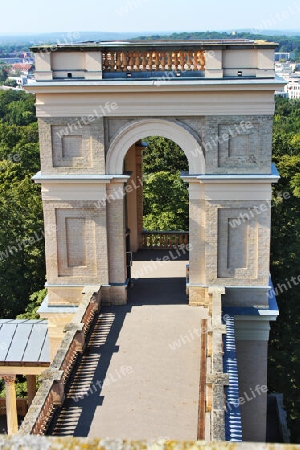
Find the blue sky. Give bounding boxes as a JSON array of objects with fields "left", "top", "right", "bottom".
[{"left": 2, "top": 0, "right": 300, "bottom": 34}]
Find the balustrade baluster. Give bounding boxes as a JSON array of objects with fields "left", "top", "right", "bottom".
[
  {"left": 128, "top": 52, "right": 134, "bottom": 70},
  {"left": 187, "top": 52, "right": 192, "bottom": 70},
  {"left": 132, "top": 51, "right": 137, "bottom": 70},
  {"left": 161, "top": 52, "right": 166, "bottom": 70},
  {"left": 193, "top": 52, "right": 198, "bottom": 70},
  {"left": 199, "top": 51, "right": 205, "bottom": 70},
  {"left": 141, "top": 52, "right": 147, "bottom": 70},
  {"left": 167, "top": 52, "right": 172, "bottom": 70},
  {"left": 102, "top": 53, "right": 108, "bottom": 70},
  {"left": 173, "top": 52, "right": 179, "bottom": 70},
  {"left": 148, "top": 52, "right": 153, "bottom": 70},
  {"left": 180, "top": 52, "right": 185, "bottom": 70},
  {"left": 112, "top": 52, "right": 117, "bottom": 71},
  {"left": 107, "top": 52, "right": 111, "bottom": 70},
  {"left": 121, "top": 52, "right": 127, "bottom": 71},
  {"left": 116, "top": 52, "right": 122, "bottom": 71},
  {"left": 155, "top": 52, "right": 160, "bottom": 70},
  {"left": 136, "top": 52, "right": 142, "bottom": 70}
]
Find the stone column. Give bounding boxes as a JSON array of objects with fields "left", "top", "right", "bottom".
[
  {"left": 124, "top": 145, "right": 143, "bottom": 252},
  {"left": 2, "top": 375, "right": 18, "bottom": 435},
  {"left": 136, "top": 145, "right": 143, "bottom": 250},
  {"left": 234, "top": 317, "right": 271, "bottom": 442},
  {"left": 26, "top": 375, "right": 36, "bottom": 407}
]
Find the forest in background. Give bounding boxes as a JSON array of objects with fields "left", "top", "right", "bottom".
[{"left": 1, "top": 30, "right": 300, "bottom": 60}]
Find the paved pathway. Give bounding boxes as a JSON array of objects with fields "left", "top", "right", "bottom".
[{"left": 49, "top": 252, "right": 208, "bottom": 441}]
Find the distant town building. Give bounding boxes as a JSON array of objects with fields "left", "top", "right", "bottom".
[
  {"left": 7, "top": 76, "right": 28, "bottom": 87},
  {"left": 274, "top": 61, "right": 300, "bottom": 98},
  {"left": 274, "top": 52, "right": 295, "bottom": 62},
  {"left": 285, "top": 79, "right": 300, "bottom": 99},
  {"left": 11, "top": 63, "right": 33, "bottom": 76}
]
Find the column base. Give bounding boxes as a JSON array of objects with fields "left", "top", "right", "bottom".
[
  {"left": 46, "top": 284, "right": 86, "bottom": 306},
  {"left": 108, "top": 282, "right": 129, "bottom": 305},
  {"left": 188, "top": 285, "right": 210, "bottom": 307},
  {"left": 37, "top": 296, "right": 78, "bottom": 360}
]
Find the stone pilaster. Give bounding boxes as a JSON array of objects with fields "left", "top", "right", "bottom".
[{"left": 106, "top": 182, "right": 128, "bottom": 304}]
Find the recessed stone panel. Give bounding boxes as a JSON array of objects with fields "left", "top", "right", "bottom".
[
  {"left": 56, "top": 208, "right": 96, "bottom": 278},
  {"left": 228, "top": 134, "right": 249, "bottom": 157},
  {"left": 218, "top": 123, "right": 259, "bottom": 168},
  {"left": 51, "top": 125, "right": 92, "bottom": 168},
  {"left": 62, "top": 135, "right": 83, "bottom": 159},
  {"left": 65, "top": 217, "right": 86, "bottom": 267},
  {"left": 217, "top": 208, "right": 258, "bottom": 279},
  {"left": 227, "top": 219, "right": 248, "bottom": 270}
]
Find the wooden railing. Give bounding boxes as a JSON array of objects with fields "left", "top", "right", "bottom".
[
  {"left": 102, "top": 50, "right": 205, "bottom": 72},
  {"left": 142, "top": 231, "right": 189, "bottom": 249}
]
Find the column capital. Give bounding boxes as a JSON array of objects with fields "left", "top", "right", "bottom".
[{"left": 1, "top": 375, "right": 16, "bottom": 385}]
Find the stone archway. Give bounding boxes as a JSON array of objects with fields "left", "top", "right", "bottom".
[
  {"left": 106, "top": 118, "right": 205, "bottom": 175},
  {"left": 105, "top": 118, "right": 205, "bottom": 304}
]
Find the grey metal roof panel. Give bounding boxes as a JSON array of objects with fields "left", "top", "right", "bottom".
[
  {"left": 22, "top": 323, "right": 48, "bottom": 363},
  {"left": 39, "top": 337, "right": 50, "bottom": 363},
  {"left": 6, "top": 323, "right": 32, "bottom": 362},
  {"left": 0, "top": 323, "right": 17, "bottom": 361},
  {"left": 0, "top": 320, "right": 50, "bottom": 364}
]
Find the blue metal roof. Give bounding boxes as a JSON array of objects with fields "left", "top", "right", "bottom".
[
  {"left": 223, "top": 278, "right": 279, "bottom": 317},
  {"left": 223, "top": 316, "right": 243, "bottom": 442},
  {"left": 0, "top": 319, "right": 50, "bottom": 364}
]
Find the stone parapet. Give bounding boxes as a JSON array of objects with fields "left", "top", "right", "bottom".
[{"left": 18, "top": 286, "right": 101, "bottom": 436}]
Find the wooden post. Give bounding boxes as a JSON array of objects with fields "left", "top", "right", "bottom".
[
  {"left": 2, "top": 375, "right": 18, "bottom": 435},
  {"left": 26, "top": 375, "right": 37, "bottom": 407}
]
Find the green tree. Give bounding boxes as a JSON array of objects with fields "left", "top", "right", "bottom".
[
  {"left": 0, "top": 161, "right": 45, "bottom": 317},
  {"left": 268, "top": 97, "right": 300, "bottom": 442},
  {"left": 0, "top": 90, "right": 45, "bottom": 319},
  {"left": 4, "top": 79, "right": 17, "bottom": 88},
  {"left": 143, "top": 171, "right": 189, "bottom": 231},
  {"left": 16, "top": 289, "right": 47, "bottom": 319},
  {"left": 143, "top": 136, "right": 188, "bottom": 174},
  {"left": 142, "top": 136, "right": 189, "bottom": 231},
  {"left": 0, "top": 67, "right": 7, "bottom": 82}
]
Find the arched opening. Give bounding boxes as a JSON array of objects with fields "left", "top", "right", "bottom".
[
  {"left": 124, "top": 136, "right": 189, "bottom": 303},
  {"left": 106, "top": 118, "right": 205, "bottom": 175},
  {"left": 106, "top": 119, "right": 205, "bottom": 305}
]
